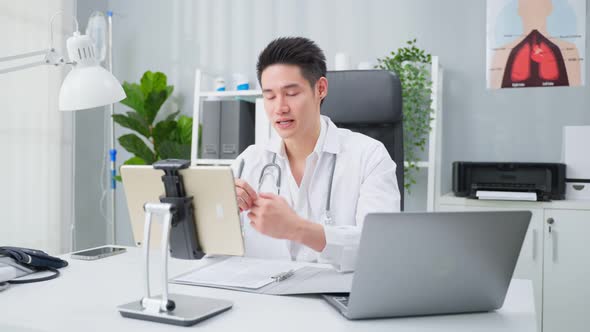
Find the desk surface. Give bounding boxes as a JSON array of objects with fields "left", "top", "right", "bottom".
[{"left": 0, "top": 247, "right": 536, "bottom": 332}]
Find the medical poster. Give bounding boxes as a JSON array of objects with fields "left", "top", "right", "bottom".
[{"left": 487, "top": 0, "right": 586, "bottom": 89}]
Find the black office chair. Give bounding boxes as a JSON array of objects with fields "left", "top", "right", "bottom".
[{"left": 321, "top": 70, "right": 404, "bottom": 210}]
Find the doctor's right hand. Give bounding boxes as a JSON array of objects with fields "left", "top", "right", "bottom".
[{"left": 235, "top": 179, "right": 258, "bottom": 212}]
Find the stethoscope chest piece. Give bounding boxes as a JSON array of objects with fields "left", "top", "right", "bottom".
[{"left": 323, "top": 210, "right": 334, "bottom": 226}]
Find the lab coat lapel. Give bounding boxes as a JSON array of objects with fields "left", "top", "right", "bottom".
[
  {"left": 321, "top": 116, "right": 341, "bottom": 155},
  {"left": 308, "top": 117, "right": 341, "bottom": 222}
]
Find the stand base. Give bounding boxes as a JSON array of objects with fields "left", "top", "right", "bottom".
[{"left": 117, "top": 293, "right": 233, "bottom": 326}]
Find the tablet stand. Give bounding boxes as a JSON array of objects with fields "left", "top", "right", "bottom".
[
  {"left": 117, "top": 160, "right": 232, "bottom": 326},
  {"left": 156, "top": 159, "right": 204, "bottom": 259}
]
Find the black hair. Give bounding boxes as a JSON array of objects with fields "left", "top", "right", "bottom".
[{"left": 256, "top": 37, "right": 327, "bottom": 90}]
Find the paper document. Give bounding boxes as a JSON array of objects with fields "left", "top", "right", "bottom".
[
  {"left": 175, "top": 256, "right": 303, "bottom": 289},
  {"left": 476, "top": 190, "right": 537, "bottom": 201}
]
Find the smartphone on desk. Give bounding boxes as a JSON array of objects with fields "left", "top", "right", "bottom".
[{"left": 71, "top": 246, "right": 127, "bottom": 260}]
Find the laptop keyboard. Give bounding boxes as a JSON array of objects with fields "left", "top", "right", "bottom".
[{"left": 334, "top": 296, "right": 350, "bottom": 308}]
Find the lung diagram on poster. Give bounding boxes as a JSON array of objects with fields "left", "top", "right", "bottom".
[{"left": 487, "top": 0, "right": 586, "bottom": 89}]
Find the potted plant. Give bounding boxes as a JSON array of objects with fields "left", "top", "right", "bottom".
[
  {"left": 376, "top": 39, "right": 433, "bottom": 192},
  {"left": 113, "top": 71, "right": 193, "bottom": 175}
]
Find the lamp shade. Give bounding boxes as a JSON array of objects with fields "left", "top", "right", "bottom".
[
  {"left": 58, "top": 32, "right": 125, "bottom": 111},
  {"left": 59, "top": 65, "right": 125, "bottom": 111}
]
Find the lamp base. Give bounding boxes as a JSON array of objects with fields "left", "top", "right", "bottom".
[{"left": 118, "top": 293, "right": 232, "bottom": 326}]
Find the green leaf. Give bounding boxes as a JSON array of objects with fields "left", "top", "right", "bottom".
[
  {"left": 112, "top": 113, "right": 150, "bottom": 139},
  {"left": 152, "top": 120, "right": 178, "bottom": 147},
  {"left": 130, "top": 71, "right": 172, "bottom": 125},
  {"left": 128, "top": 111, "right": 149, "bottom": 128},
  {"left": 115, "top": 157, "right": 146, "bottom": 182},
  {"left": 123, "top": 156, "right": 147, "bottom": 165},
  {"left": 118, "top": 134, "right": 156, "bottom": 164},
  {"left": 159, "top": 140, "right": 191, "bottom": 160},
  {"left": 144, "top": 90, "right": 168, "bottom": 125},
  {"left": 120, "top": 83, "right": 145, "bottom": 116},
  {"left": 140, "top": 71, "right": 167, "bottom": 96},
  {"left": 166, "top": 85, "right": 174, "bottom": 98},
  {"left": 176, "top": 115, "right": 193, "bottom": 145},
  {"left": 165, "top": 110, "right": 180, "bottom": 122}
]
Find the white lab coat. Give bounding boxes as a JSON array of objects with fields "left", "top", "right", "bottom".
[{"left": 231, "top": 115, "right": 400, "bottom": 271}]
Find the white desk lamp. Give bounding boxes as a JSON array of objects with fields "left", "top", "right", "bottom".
[
  {"left": 59, "top": 31, "right": 124, "bottom": 110},
  {"left": 0, "top": 12, "right": 126, "bottom": 250},
  {"left": 0, "top": 12, "right": 125, "bottom": 109}
]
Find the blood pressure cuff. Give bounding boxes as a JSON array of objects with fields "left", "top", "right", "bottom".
[{"left": 0, "top": 246, "right": 68, "bottom": 285}]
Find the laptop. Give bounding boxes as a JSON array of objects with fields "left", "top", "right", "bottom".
[{"left": 323, "top": 211, "right": 531, "bottom": 320}]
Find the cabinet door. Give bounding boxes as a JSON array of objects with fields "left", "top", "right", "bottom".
[
  {"left": 543, "top": 209, "right": 590, "bottom": 332},
  {"left": 438, "top": 204, "right": 543, "bottom": 330}
]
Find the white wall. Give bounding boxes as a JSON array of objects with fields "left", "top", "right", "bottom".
[{"left": 0, "top": 0, "right": 75, "bottom": 254}]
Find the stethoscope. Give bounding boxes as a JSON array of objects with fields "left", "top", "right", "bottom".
[{"left": 256, "top": 152, "right": 337, "bottom": 226}]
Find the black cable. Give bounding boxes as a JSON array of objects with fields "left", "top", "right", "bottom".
[{"left": 8, "top": 267, "right": 60, "bottom": 284}]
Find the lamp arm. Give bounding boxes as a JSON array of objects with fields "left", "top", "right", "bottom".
[
  {"left": 0, "top": 10, "right": 79, "bottom": 75},
  {"left": 0, "top": 48, "right": 65, "bottom": 75},
  {"left": 0, "top": 50, "right": 49, "bottom": 63},
  {"left": 0, "top": 61, "right": 46, "bottom": 75}
]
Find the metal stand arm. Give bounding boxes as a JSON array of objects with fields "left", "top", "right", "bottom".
[
  {"left": 117, "top": 200, "right": 232, "bottom": 326},
  {"left": 140, "top": 203, "right": 175, "bottom": 313}
]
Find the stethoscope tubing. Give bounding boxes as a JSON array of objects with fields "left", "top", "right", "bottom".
[{"left": 256, "top": 152, "right": 337, "bottom": 225}]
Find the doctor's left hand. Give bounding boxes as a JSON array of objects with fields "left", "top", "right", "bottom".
[{"left": 248, "top": 192, "right": 302, "bottom": 240}]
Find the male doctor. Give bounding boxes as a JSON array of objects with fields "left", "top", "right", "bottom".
[{"left": 232, "top": 37, "right": 400, "bottom": 271}]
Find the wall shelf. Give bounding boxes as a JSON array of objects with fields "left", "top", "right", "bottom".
[{"left": 199, "top": 90, "right": 262, "bottom": 98}]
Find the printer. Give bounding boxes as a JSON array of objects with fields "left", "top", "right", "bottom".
[{"left": 452, "top": 162, "right": 566, "bottom": 201}]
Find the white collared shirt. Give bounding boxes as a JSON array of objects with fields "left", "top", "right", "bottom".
[
  {"left": 281, "top": 118, "right": 328, "bottom": 260},
  {"left": 232, "top": 115, "right": 400, "bottom": 271}
]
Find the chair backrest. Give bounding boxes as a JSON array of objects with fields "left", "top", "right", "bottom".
[{"left": 321, "top": 70, "right": 404, "bottom": 209}]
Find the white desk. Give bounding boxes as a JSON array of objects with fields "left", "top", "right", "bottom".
[{"left": 0, "top": 247, "right": 536, "bottom": 332}]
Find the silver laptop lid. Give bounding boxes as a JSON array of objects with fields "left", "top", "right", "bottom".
[{"left": 346, "top": 211, "right": 531, "bottom": 319}]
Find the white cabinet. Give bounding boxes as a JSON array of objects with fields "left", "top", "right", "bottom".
[
  {"left": 438, "top": 193, "right": 590, "bottom": 332},
  {"left": 542, "top": 209, "right": 590, "bottom": 332}
]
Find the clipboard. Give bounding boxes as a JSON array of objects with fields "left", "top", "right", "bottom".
[{"left": 171, "top": 256, "right": 353, "bottom": 296}]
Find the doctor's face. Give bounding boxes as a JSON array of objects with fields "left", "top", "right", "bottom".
[{"left": 260, "top": 64, "right": 327, "bottom": 140}]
